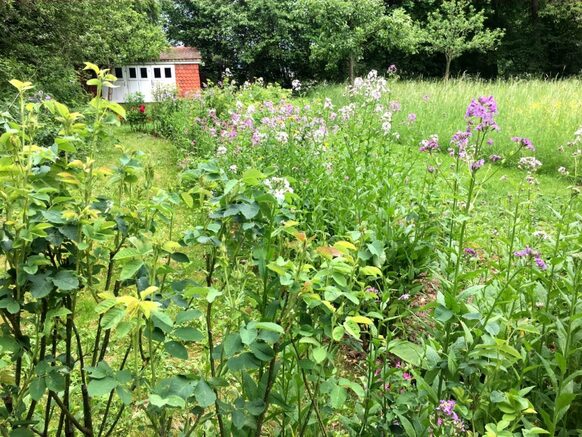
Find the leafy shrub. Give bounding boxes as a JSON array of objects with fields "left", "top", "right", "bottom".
[{"left": 125, "top": 92, "right": 147, "bottom": 132}]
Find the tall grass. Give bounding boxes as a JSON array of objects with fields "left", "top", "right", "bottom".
[{"left": 309, "top": 78, "right": 582, "bottom": 174}]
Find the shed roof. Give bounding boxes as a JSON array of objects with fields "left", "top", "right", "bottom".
[{"left": 159, "top": 46, "right": 202, "bottom": 62}]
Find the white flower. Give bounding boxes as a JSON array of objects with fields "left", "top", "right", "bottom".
[
  {"left": 264, "top": 177, "right": 293, "bottom": 202},
  {"left": 291, "top": 79, "right": 302, "bottom": 91},
  {"left": 275, "top": 131, "right": 289, "bottom": 143},
  {"left": 518, "top": 156, "right": 543, "bottom": 171},
  {"left": 216, "top": 146, "right": 227, "bottom": 156},
  {"left": 229, "top": 164, "right": 238, "bottom": 173},
  {"left": 558, "top": 166, "right": 569, "bottom": 175}
]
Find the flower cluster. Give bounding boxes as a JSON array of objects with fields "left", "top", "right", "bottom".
[
  {"left": 514, "top": 246, "right": 547, "bottom": 270},
  {"left": 264, "top": 177, "right": 294, "bottom": 202},
  {"left": 419, "top": 135, "right": 440, "bottom": 153},
  {"left": 465, "top": 96, "right": 499, "bottom": 131},
  {"left": 511, "top": 136, "right": 535, "bottom": 151},
  {"left": 350, "top": 70, "right": 389, "bottom": 102},
  {"left": 449, "top": 131, "right": 471, "bottom": 159},
  {"left": 434, "top": 400, "right": 466, "bottom": 433},
  {"left": 518, "top": 156, "right": 542, "bottom": 171}
]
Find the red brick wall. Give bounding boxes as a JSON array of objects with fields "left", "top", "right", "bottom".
[{"left": 175, "top": 64, "right": 201, "bottom": 97}]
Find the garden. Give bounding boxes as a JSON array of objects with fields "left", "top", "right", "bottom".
[
  {"left": 1, "top": 0, "right": 582, "bottom": 435},
  {"left": 0, "top": 62, "right": 580, "bottom": 436}
]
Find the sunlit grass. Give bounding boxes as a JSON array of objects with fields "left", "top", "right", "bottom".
[{"left": 309, "top": 78, "right": 582, "bottom": 174}]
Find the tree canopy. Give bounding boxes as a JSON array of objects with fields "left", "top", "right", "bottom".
[
  {"left": 423, "top": 0, "right": 504, "bottom": 80},
  {"left": 1, "top": 0, "right": 580, "bottom": 102},
  {"left": 0, "top": 0, "right": 167, "bottom": 102}
]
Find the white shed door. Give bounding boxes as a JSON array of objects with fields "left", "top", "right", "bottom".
[{"left": 105, "top": 65, "right": 175, "bottom": 103}]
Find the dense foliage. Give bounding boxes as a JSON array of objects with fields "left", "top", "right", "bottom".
[
  {"left": 165, "top": 0, "right": 582, "bottom": 83},
  {"left": 0, "top": 0, "right": 167, "bottom": 102},
  {"left": 1, "top": 65, "right": 580, "bottom": 435}
]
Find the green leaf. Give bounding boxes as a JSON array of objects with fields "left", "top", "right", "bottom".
[
  {"left": 152, "top": 310, "right": 174, "bottom": 329},
  {"left": 116, "top": 386, "right": 132, "bottom": 405},
  {"left": 175, "top": 309, "right": 202, "bottom": 324},
  {"left": 88, "top": 377, "right": 117, "bottom": 396},
  {"left": 10, "top": 428, "right": 35, "bottom": 437},
  {"left": 120, "top": 259, "right": 143, "bottom": 280},
  {"left": 194, "top": 380, "right": 216, "bottom": 408},
  {"left": 332, "top": 326, "right": 345, "bottom": 341},
  {"left": 250, "top": 342, "right": 275, "bottom": 361},
  {"left": 331, "top": 385, "right": 347, "bottom": 409},
  {"left": 343, "top": 319, "right": 360, "bottom": 339},
  {"left": 241, "top": 168, "right": 265, "bottom": 185},
  {"left": 395, "top": 413, "right": 417, "bottom": 437},
  {"left": 239, "top": 203, "right": 259, "bottom": 219},
  {"left": 52, "top": 270, "right": 78, "bottom": 291},
  {"left": 312, "top": 346, "right": 327, "bottom": 364},
  {"left": 164, "top": 341, "right": 188, "bottom": 360},
  {"left": 174, "top": 327, "right": 204, "bottom": 342},
  {"left": 29, "top": 273, "right": 54, "bottom": 298},
  {"left": 113, "top": 247, "right": 142, "bottom": 260},
  {"left": 360, "top": 266, "right": 382, "bottom": 277},
  {"left": 253, "top": 322, "right": 284, "bottom": 334},
  {"left": 227, "top": 352, "right": 260, "bottom": 371},
  {"left": 29, "top": 377, "right": 46, "bottom": 401},
  {"left": 247, "top": 399, "right": 265, "bottom": 416},
  {"left": 240, "top": 326, "right": 258, "bottom": 345},
  {"left": 222, "top": 333, "right": 243, "bottom": 358},
  {"left": 388, "top": 340, "right": 424, "bottom": 368},
  {"left": 101, "top": 307, "right": 125, "bottom": 330},
  {"left": 94, "top": 299, "right": 116, "bottom": 314}
]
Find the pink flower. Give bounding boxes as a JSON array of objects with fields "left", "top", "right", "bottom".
[{"left": 402, "top": 372, "right": 412, "bottom": 381}]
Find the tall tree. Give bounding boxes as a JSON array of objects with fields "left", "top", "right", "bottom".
[
  {"left": 164, "top": 0, "right": 313, "bottom": 84},
  {"left": 302, "top": 0, "right": 385, "bottom": 83},
  {"left": 0, "top": 0, "right": 167, "bottom": 101},
  {"left": 423, "top": 0, "right": 504, "bottom": 80}
]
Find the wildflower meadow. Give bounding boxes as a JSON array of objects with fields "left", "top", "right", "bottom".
[{"left": 0, "top": 61, "right": 580, "bottom": 437}]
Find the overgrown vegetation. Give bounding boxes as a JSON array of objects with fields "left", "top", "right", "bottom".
[{"left": 1, "top": 67, "right": 580, "bottom": 436}]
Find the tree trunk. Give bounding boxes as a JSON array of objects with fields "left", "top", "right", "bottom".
[
  {"left": 531, "top": 0, "right": 539, "bottom": 19},
  {"left": 444, "top": 54, "right": 452, "bottom": 81},
  {"left": 348, "top": 53, "right": 355, "bottom": 85}
]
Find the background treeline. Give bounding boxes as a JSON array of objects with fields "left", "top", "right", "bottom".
[
  {"left": 166, "top": 0, "right": 582, "bottom": 84},
  {"left": 1, "top": 0, "right": 581, "bottom": 102}
]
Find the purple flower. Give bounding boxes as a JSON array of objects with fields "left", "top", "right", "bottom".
[
  {"left": 535, "top": 256, "right": 547, "bottom": 270},
  {"left": 471, "top": 159, "right": 485, "bottom": 171},
  {"left": 514, "top": 246, "right": 534, "bottom": 257},
  {"left": 427, "top": 165, "right": 436, "bottom": 173},
  {"left": 489, "top": 154, "right": 502, "bottom": 162},
  {"left": 438, "top": 400, "right": 456, "bottom": 417},
  {"left": 487, "top": 138, "right": 494, "bottom": 145},
  {"left": 419, "top": 135, "right": 439, "bottom": 153},
  {"left": 464, "top": 248, "right": 477, "bottom": 257},
  {"left": 512, "top": 136, "right": 535, "bottom": 151},
  {"left": 389, "top": 101, "right": 401, "bottom": 112},
  {"left": 407, "top": 113, "right": 417, "bottom": 123},
  {"left": 398, "top": 293, "right": 410, "bottom": 300},
  {"left": 450, "top": 131, "right": 471, "bottom": 154},
  {"left": 465, "top": 96, "right": 499, "bottom": 131}
]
